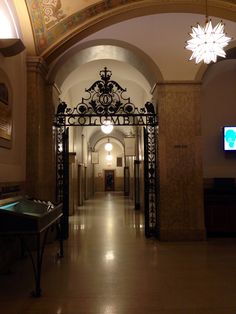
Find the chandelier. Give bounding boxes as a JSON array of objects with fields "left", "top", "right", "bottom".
[{"left": 185, "top": 0, "right": 231, "bottom": 64}]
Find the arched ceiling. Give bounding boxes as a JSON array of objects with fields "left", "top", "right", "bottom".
[
  {"left": 49, "top": 39, "right": 162, "bottom": 88},
  {"left": 63, "top": 60, "right": 142, "bottom": 144},
  {"left": 77, "top": 13, "right": 236, "bottom": 81},
  {"left": 49, "top": 13, "right": 236, "bottom": 82},
  {"left": 14, "top": 0, "right": 236, "bottom": 59},
  {"left": 9, "top": 0, "right": 236, "bottom": 151},
  {"left": 60, "top": 59, "right": 152, "bottom": 102},
  {"left": 202, "top": 58, "right": 236, "bottom": 85},
  {"left": 88, "top": 127, "right": 133, "bottom": 149},
  {"left": 94, "top": 137, "right": 124, "bottom": 152},
  {"left": 11, "top": 1, "right": 236, "bottom": 82}
]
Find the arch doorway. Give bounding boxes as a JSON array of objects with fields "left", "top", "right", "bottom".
[
  {"left": 55, "top": 67, "right": 159, "bottom": 240},
  {"left": 105, "top": 170, "right": 115, "bottom": 191}
]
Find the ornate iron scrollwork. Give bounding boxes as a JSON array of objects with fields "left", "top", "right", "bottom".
[
  {"left": 56, "top": 126, "right": 64, "bottom": 203},
  {"left": 55, "top": 67, "right": 157, "bottom": 128},
  {"left": 144, "top": 125, "right": 159, "bottom": 237},
  {"left": 65, "top": 67, "right": 141, "bottom": 116}
]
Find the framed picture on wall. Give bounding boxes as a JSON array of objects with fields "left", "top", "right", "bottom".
[
  {"left": 0, "top": 82, "right": 12, "bottom": 148},
  {"left": 91, "top": 151, "right": 99, "bottom": 164}
]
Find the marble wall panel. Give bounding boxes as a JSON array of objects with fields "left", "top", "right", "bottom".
[
  {"left": 157, "top": 83, "right": 206, "bottom": 240},
  {"left": 26, "top": 57, "right": 56, "bottom": 202}
]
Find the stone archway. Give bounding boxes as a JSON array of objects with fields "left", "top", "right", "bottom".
[
  {"left": 48, "top": 39, "right": 163, "bottom": 89},
  {"left": 55, "top": 67, "right": 159, "bottom": 239},
  {"left": 22, "top": 0, "right": 236, "bottom": 61}
]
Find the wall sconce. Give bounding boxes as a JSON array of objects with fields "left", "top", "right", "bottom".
[
  {"left": 0, "top": 1, "right": 25, "bottom": 57},
  {"left": 0, "top": 38, "right": 25, "bottom": 57}
]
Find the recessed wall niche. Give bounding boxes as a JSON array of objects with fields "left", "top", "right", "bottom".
[{"left": 0, "top": 69, "right": 12, "bottom": 149}]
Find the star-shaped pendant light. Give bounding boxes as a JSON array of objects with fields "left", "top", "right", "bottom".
[{"left": 185, "top": 0, "right": 231, "bottom": 64}]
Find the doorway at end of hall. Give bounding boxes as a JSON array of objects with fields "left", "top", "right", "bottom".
[{"left": 105, "top": 170, "right": 115, "bottom": 191}]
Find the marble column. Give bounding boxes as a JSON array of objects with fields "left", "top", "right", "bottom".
[
  {"left": 26, "top": 57, "right": 57, "bottom": 201},
  {"left": 156, "top": 82, "right": 206, "bottom": 240}
]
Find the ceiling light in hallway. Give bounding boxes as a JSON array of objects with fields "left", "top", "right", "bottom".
[
  {"left": 101, "top": 120, "right": 113, "bottom": 134},
  {"left": 105, "top": 138, "right": 113, "bottom": 152},
  {"left": 105, "top": 250, "right": 114, "bottom": 261}
]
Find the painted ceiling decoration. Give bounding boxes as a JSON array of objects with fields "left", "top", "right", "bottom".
[
  {"left": 25, "top": 0, "right": 137, "bottom": 54},
  {"left": 25, "top": 0, "right": 236, "bottom": 56},
  {"left": 41, "top": 0, "right": 66, "bottom": 28}
]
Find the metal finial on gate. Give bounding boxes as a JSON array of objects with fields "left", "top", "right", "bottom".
[
  {"left": 56, "top": 100, "right": 67, "bottom": 114},
  {"left": 145, "top": 101, "right": 155, "bottom": 114},
  {"left": 100, "top": 67, "right": 112, "bottom": 82}
]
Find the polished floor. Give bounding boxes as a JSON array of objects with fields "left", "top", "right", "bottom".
[{"left": 1, "top": 192, "right": 236, "bottom": 314}]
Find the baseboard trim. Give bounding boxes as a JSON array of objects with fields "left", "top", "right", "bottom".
[{"left": 159, "top": 228, "right": 206, "bottom": 241}]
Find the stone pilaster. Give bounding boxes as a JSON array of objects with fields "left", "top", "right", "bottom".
[
  {"left": 26, "top": 57, "right": 57, "bottom": 201},
  {"left": 156, "top": 82, "right": 206, "bottom": 240}
]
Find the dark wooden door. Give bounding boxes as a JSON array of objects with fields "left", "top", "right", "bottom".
[{"left": 105, "top": 170, "right": 115, "bottom": 191}]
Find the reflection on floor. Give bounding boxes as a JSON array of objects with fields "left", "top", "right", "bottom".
[{"left": 1, "top": 192, "right": 236, "bottom": 314}]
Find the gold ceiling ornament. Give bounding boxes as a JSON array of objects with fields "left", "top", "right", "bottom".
[{"left": 185, "top": 0, "right": 232, "bottom": 64}]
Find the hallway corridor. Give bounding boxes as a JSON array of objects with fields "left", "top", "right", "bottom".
[{"left": 1, "top": 192, "right": 236, "bottom": 314}]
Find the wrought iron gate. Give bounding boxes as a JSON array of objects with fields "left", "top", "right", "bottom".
[
  {"left": 54, "top": 67, "right": 159, "bottom": 238},
  {"left": 56, "top": 127, "right": 69, "bottom": 238}
]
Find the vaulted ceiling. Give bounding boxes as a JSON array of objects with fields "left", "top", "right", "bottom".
[
  {"left": 13, "top": 0, "right": 236, "bottom": 61},
  {"left": 10, "top": 0, "right": 236, "bottom": 143}
]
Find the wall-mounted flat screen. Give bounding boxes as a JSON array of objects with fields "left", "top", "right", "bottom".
[{"left": 223, "top": 126, "right": 236, "bottom": 151}]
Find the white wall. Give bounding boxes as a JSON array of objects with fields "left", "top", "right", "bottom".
[
  {"left": 201, "top": 59, "right": 236, "bottom": 178},
  {"left": 0, "top": 52, "right": 26, "bottom": 182},
  {"left": 94, "top": 141, "right": 123, "bottom": 175}
]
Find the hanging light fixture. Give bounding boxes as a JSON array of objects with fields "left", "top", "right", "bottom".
[
  {"left": 101, "top": 119, "right": 113, "bottom": 134},
  {"left": 104, "top": 138, "right": 113, "bottom": 152},
  {"left": 185, "top": 0, "right": 231, "bottom": 64},
  {"left": 106, "top": 151, "right": 112, "bottom": 161}
]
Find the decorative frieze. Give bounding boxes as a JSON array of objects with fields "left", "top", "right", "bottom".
[{"left": 25, "top": 0, "right": 236, "bottom": 55}]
